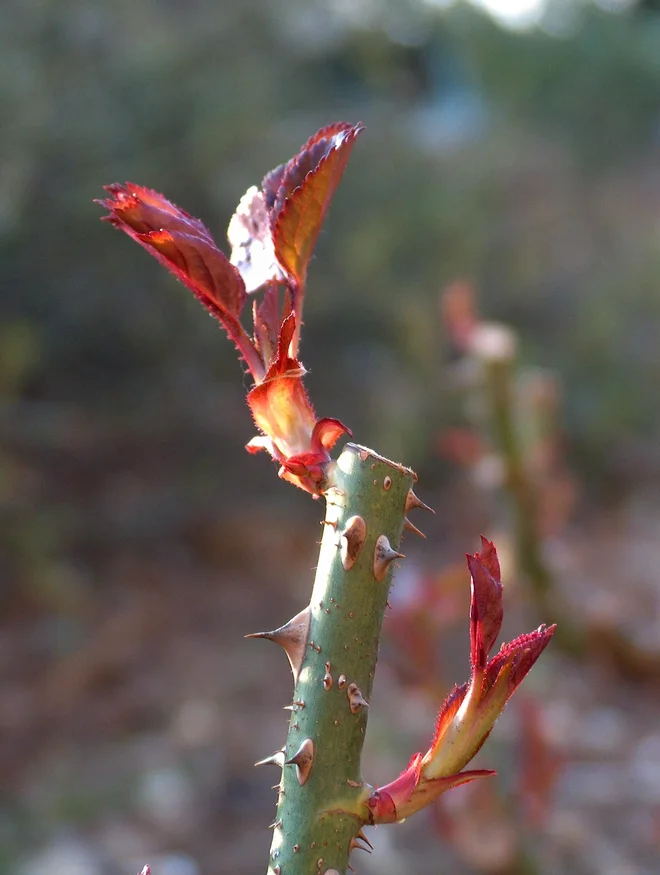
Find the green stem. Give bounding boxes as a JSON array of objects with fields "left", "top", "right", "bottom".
[
  {"left": 486, "top": 358, "right": 551, "bottom": 601},
  {"left": 486, "top": 358, "right": 582, "bottom": 655},
  {"left": 260, "top": 443, "right": 417, "bottom": 875}
]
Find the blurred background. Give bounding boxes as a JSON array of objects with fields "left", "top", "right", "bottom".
[{"left": 3, "top": 0, "right": 660, "bottom": 873}]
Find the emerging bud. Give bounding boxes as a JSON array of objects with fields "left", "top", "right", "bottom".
[
  {"left": 99, "top": 123, "right": 362, "bottom": 495},
  {"left": 366, "top": 538, "right": 555, "bottom": 823},
  {"left": 246, "top": 314, "right": 351, "bottom": 494}
]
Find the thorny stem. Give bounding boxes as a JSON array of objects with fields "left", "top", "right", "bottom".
[{"left": 256, "top": 443, "right": 418, "bottom": 875}]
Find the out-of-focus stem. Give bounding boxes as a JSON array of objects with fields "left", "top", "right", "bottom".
[
  {"left": 486, "top": 357, "right": 552, "bottom": 603},
  {"left": 483, "top": 353, "right": 582, "bottom": 656}
]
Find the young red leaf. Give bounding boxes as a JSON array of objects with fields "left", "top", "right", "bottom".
[
  {"left": 427, "top": 682, "right": 469, "bottom": 758},
  {"left": 467, "top": 537, "right": 504, "bottom": 671},
  {"left": 252, "top": 280, "right": 282, "bottom": 367},
  {"left": 99, "top": 184, "right": 246, "bottom": 319},
  {"left": 271, "top": 122, "right": 364, "bottom": 289},
  {"left": 484, "top": 625, "right": 556, "bottom": 699},
  {"left": 262, "top": 162, "right": 287, "bottom": 212},
  {"left": 97, "top": 184, "right": 266, "bottom": 379}
]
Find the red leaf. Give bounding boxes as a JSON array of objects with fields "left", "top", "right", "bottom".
[
  {"left": 262, "top": 162, "right": 287, "bottom": 212},
  {"left": 485, "top": 625, "right": 556, "bottom": 699},
  {"left": 252, "top": 280, "right": 281, "bottom": 367},
  {"left": 428, "top": 682, "right": 469, "bottom": 756},
  {"left": 98, "top": 184, "right": 268, "bottom": 379},
  {"left": 467, "top": 539, "right": 504, "bottom": 671},
  {"left": 475, "top": 535, "right": 501, "bottom": 582},
  {"left": 228, "top": 185, "right": 284, "bottom": 293},
  {"left": 99, "top": 184, "right": 246, "bottom": 320},
  {"left": 271, "top": 122, "right": 364, "bottom": 287}
]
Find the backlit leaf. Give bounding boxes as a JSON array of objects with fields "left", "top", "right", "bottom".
[{"left": 272, "top": 122, "right": 364, "bottom": 287}]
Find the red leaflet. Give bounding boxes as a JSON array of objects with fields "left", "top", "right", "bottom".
[
  {"left": 99, "top": 184, "right": 246, "bottom": 320},
  {"left": 252, "top": 280, "right": 286, "bottom": 368},
  {"left": 484, "top": 625, "right": 556, "bottom": 698},
  {"left": 429, "top": 682, "right": 469, "bottom": 755},
  {"left": 227, "top": 122, "right": 364, "bottom": 356},
  {"left": 467, "top": 536, "right": 503, "bottom": 671},
  {"left": 97, "top": 183, "right": 264, "bottom": 378},
  {"left": 272, "top": 123, "right": 364, "bottom": 290}
]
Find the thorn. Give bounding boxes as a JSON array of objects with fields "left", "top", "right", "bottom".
[
  {"left": 245, "top": 606, "right": 311, "bottom": 683},
  {"left": 337, "top": 674, "right": 347, "bottom": 689},
  {"left": 373, "top": 534, "right": 404, "bottom": 582},
  {"left": 347, "top": 682, "right": 369, "bottom": 713},
  {"left": 255, "top": 748, "right": 286, "bottom": 768},
  {"left": 340, "top": 515, "right": 367, "bottom": 571},
  {"left": 283, "top": 699, "right": 305, "bottom": 712},
  {"left": 323, "top": 661, "right": 333, "bottom": 690},
  {"left": 405, "top": 489, "right": 435, "bottom": 515},
  {"left": 349, "top": 837, "right": 372, "bottom": 854},
  {"left": 286, "top": 737, "right": 315, "bottom": 785},
  {"left": 356, "top": 829, "right": 373, "bottom": 850},
  {"left": 403, "top": 517, "right": 426, "bottom": 539},
  {"left": 268, "top": 819, "right": 282, "bottom": 830}
]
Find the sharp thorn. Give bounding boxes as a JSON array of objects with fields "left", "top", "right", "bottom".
[
  {"left": 356, "top": 829, "right": 373, "bottom": 850},
  {"left": 340, "top": 515, "right": 367, "bottom": 571},
  {"left": 405, "top": 489, "right": 435, "bottom": 515},
  {"left": 347, "top": 682, "right": 369, "bottom": 713},
  {"left": 349, "top": 838, "right": 372, "bottom": 854},
  {"left": 285, "top": 737, "right": 315, "bottom": 785},
  {"left": 373, "top": 534, "right": 405, "bottom": 582},
  {"left": 255, "top": 748, "right": 286, "bottom": 768},
  {"left": 403, "top": 517, "right": 426, "bottom": 539},
  {"left": 245, "top": 606, "right": 311, "bottom": 683}
]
